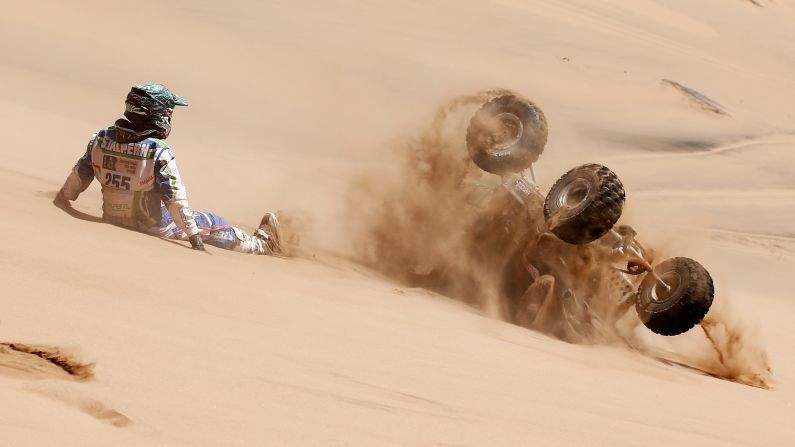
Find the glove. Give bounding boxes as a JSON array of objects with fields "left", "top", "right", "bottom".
[
  {"left": 53, "top": 189, "right": 69, "bottom": 208},
  {"left": 188, "top": 234, "right": 206, "bottom": 251}
]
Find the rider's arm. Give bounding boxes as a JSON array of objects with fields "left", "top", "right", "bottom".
[
  {"left": 154, "top": 146, "right": 203, "bottom": 248},
  {"left": 58, "top": 135, "right": 98, "bottom": 202}
]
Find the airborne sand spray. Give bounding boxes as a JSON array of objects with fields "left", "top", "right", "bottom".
[
  {"left": 348, "top": 89, "right": 518, "bottom": 306},
  {"left": 700, "top": 300, "right": 773, "bottom": 388}
]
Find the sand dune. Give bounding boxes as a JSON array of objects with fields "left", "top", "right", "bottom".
[{"left": 2, "top": 0, "right": 794, "bottom": 445}]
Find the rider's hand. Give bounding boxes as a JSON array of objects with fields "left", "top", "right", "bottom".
[
  {"left": 189, "top": 234, "right": 206, "bottom": 251},
  {"left": 53, "top": 189, "right": 69, "bottom": 209}
]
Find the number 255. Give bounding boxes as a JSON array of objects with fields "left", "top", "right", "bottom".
[{"left": 104, "top": 173, "right": 131, "bottom": 190}]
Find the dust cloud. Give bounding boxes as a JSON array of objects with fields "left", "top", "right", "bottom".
[{"left": 348, "top": 89, "right": 519, "bottom": 306}]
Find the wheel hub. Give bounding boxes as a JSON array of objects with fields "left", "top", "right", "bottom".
[
  {"left": 651, "top": 271, "right": 682, "bottom": 302},
  {"left": 489, "top": 113, "right": 524, "bottom": 150},
  {"left": 556, "top": 178, "right": 590, "bottom": 210}
]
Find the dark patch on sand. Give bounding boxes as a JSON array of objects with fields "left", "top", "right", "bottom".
[
  {"left": 585, "top": 128, "right": 719, "bottom": 153},
  {"left": 2, "top": 343, "right": 132, "bottom": 426},
  {"left": 0, "top": 343, "right": 94, "bottom": 380},
  {"left": 661, "top": 79, "right": 731, "bottom": 117}
]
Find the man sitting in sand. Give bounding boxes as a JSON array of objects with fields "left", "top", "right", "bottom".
[{"left": 55, "top": 83, "right": 282, "bottom": 255}]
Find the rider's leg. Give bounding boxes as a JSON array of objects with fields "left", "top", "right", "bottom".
[{"left": 158, "top": 207, "right": 281, "bottom": 255}]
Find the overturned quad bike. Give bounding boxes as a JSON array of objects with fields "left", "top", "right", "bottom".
[{"left": 459, "top": 94, "right": 714, "bottom": 341}]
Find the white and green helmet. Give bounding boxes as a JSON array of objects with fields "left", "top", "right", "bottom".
[{"left": 124, "top": 83, "right": 188, "bottom": 138}]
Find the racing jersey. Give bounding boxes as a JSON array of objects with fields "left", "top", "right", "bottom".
[{"left": 61, "top": 125, "right": 199, "bottom": 237}]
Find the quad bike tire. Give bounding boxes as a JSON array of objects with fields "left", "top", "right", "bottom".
[
  {"left": 543, "top": 164, "right": 625, "bottom": 245},
  {"left": 466, "top": 95, "right": 548, "bottom": 175},
  {"left": 636, "top": 257, "right": 714, "bottom": 336}
]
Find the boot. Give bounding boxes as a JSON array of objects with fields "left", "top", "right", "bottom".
[{"left": 253, "top": 212, "right": 282, "bottom": 255}]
